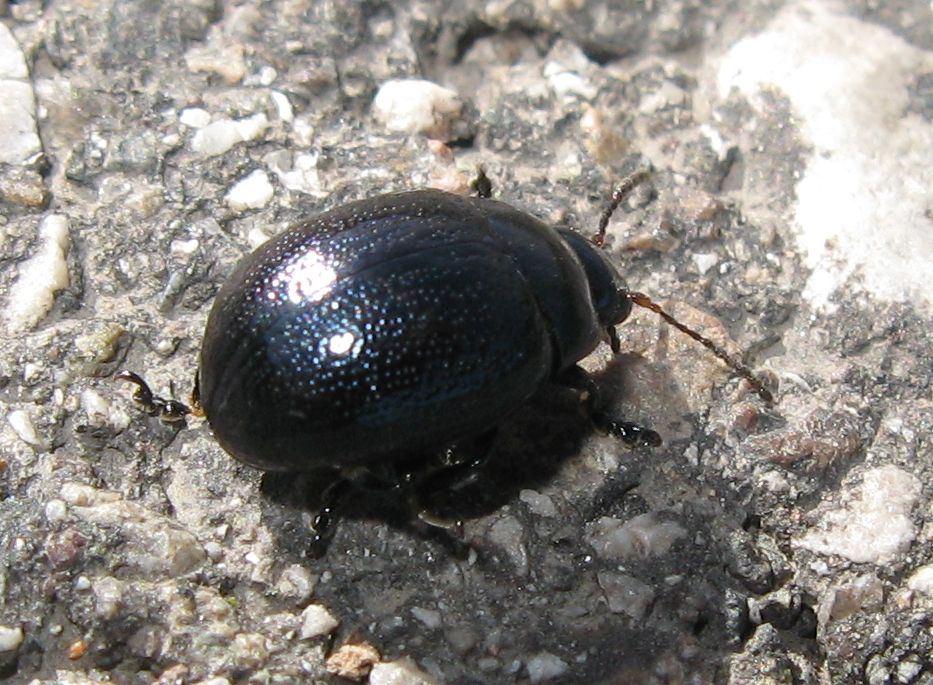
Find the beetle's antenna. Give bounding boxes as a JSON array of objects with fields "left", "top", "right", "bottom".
[
  {"left": 627, "top": 292, "right": 774, "bottom": 403},
  {"left": 593, "top": 169, "right": 652, "bottom": 248}
]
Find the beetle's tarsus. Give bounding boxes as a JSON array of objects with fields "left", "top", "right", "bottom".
[
  {"left": 557, "top": 364, "right": 662, "bottom": 448},
  {"left": 116, "top": 370, "right": 192, "bottom": 424},
  {"left": 592, "top": 411, "right": 663, "bottom": 448}
]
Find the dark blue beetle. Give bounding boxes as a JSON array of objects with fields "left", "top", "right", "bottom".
[
  {"left": 119, "top": 174, "right": 769, "bottom": 545},
  {"left": 197, "top": 188, "right": 647, "bottom": 471}
]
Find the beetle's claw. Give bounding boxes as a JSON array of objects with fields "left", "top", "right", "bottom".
[
  {"left": 160, "top": 400, "right": 192, "bottom": 423},
  {"left": 592, "top": 411, "right": 662, "bottom": 448},
  {"left": 607, "top": 422, "right": 662, "bottom": 448}
]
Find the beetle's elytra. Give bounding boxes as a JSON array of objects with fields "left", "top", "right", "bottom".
[{"left": 198, "top": 187, "right": 645, "bottom": 471}]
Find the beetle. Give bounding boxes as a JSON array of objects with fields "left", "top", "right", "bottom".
[{"left": 119, "top": 170, "right": 772, "bottom": 547}]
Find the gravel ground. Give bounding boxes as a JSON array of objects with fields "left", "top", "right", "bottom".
[{"left": 1, "top": 0, "right": 931, "bottom": 684}]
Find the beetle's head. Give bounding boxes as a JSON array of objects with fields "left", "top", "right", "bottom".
[{"left": 557, "top": 228, "right": 632, "bottom": 341}]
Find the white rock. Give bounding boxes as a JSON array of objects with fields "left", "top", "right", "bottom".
[
  {"left": 6, "top": 215, "right": 70, "bottom": 332},
  {"left": 277, "top": 564, "right": 317, "bottom": 601},
  {"left": 373, "top": 79, "right": 464, "bottom": 139},
  {"left": 266, "top": 150, "right": 324, "bottom": 196},
  {"left": 81, "top": 388, "right": 124, "bottom": 429},
  {"left": 717, "top": 0, "right": 933, "bottom": 314},
  {"left": 585, "top": 513, "right": 686, "bottom": 560},
  {"left": 369, "top": 658, "right": 438, "bottom": 685},
  {"left": 299, "top": 604, "right": 339, "bottom": 639},
  {"left": 596, "top": 570, "right": 655, "bottom": 619},
  {"left": 257, "top": 65, "right": 277, "bottom": 86},
  {"left": 526, "top": 652, "right": 569, "bottom": 683},
  {"left": 907, "top": 564, "right": 933, "bottom": 596},
  {"left": 8, "top": 409, "right": 40, "bottom": 446},
  {"left": 693, "top": 252, "right": 718, "bottom": 275},
  {"left": 0, "top": 24, "right": 29, "bottom": 79},
  {"left": 191, "top": 113, "right": 269, "bottom": 156},
  {"left": 411, "top": 605, "right": 442, "bottom": 629},
  {"left": 544, "top": 61, "right": 597, "bottom": 100},
  {"left": 45, "top": 499, "right": 67, "bottom": 523},
  {"left": 66, "top": 486, "right": 206, "bottom": 576},
  {"left": 488, "top": 514, "right": 528, "bottom": 575},
  {"left": 798, "top": 465, "right": 922, "bottom": 564},
  {"left": 0, "top": 24, "right": 40, "bottom": 166},
  {"left": 93, "top": 577, "right": 125, "bottom": 619},
  {"left": 270, "top": 91, "right": 293, "bottom": 122},
  {"left": 179, "top": 107, "right": 212, "bottom": 128},
  {"left": 0, "top": 625, "right": 23, "bottom": 652},
  {"left": 519, "top": 489, "right": 557, "bottom": 517},
  {"left": 226, "top": 169, "right": 274, "bottom": 211}
]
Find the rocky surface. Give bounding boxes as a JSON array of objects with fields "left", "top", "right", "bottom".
[{"left": 1, "top": 0, "right": 931, "bottom": 683}]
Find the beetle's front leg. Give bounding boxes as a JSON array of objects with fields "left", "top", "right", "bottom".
[
  {"left": 116, "top": 370, "right": 192, "bottom": 423},
  {"left": 557, "top": 365, "right": 662, "bottom": 448}
]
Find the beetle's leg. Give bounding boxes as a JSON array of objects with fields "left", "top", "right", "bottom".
[
  {"left": 418, "top": 429, "right": 498, "bottom": 493},
  {"left": 307, "top": 477, "right": 352, "bottom": 558},
  {"left": 557, "top": 365, "right": 662, "bottom": 448},
  {"left": 116, "top": 370, "right": 191, "bottom": 424},
  {"left": 400, "top": 430, "right": 499, "bottom": 546},
  {"left": 470, "top": 166, "right": 493, "bottom": 199}
]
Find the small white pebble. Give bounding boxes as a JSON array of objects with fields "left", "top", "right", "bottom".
[
  {"left": 204, "top": 542, "right": 224, "bottom": 562},
  {"left": 6, "top": 215, "right": 70, "bottom": 332},
  {"left": 693, "top": 252, "right": 718, "bottom": 275},
  {"left": 93, "top": 577, "right": 124, "bottom": 619},
  {"left": 373, "top": 79, "right": 464, "bottom": 139},
  {"left": 170, "top": 238, "right": 200, "bottom": 257},
  {"left": 226, "top": 170, "right": 274, "bottom": 211},
  {"left": 519, "top": 489, "right": 557, "bottom": 517},
  {"left": 0, "top": 625, "right": 23, "bottom": 652},
  {"left": 410, "top": 606, "right": 442, "bottom": 629},
  {"left": 44, "top": 499, "right": 68, "bottom": 523},
  {"left": 907, "top": 564, "right": 933, "bottom": 596},
  {"left": 258, "top": 65, "right": 277, "bottom": 86},
  {"left": 299, "top": 604, "right": 339, "bottom": 639},
  {"left": 8, "top": 409, "right": 40, "bottom": 446},
  {"left": 277, "top": 564, "right": 317, "bottom": 601},
  {"left": 81, "top": 389, "right": 111, "bottom": 426},
  {"left": 191, "top": 113, "right": 268, "bottom": 156},
  {"left": 270, "top": 91, "right": 293, "bottom": 122},
  {"left": 23, "top": 363, "right": 41, "bottom": 383},
  {"left": 74, "top": 576, "right": 92, "bottom": 591},
  {"left": 526, "top": 652, "right": 569, "bottom": 683},
  {"left": 247, "top": 227, "right": 271, "bottom": 249},
  {"left": 369, "top": 658, "right": 438, "bottom": 685},
  {"left": 179, "top": 107, "right": 212, "bottom": 128}
]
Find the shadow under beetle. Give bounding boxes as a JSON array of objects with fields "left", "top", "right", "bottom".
[{"left": 119, "top": 170, "right": 773, "bottom": 552}]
